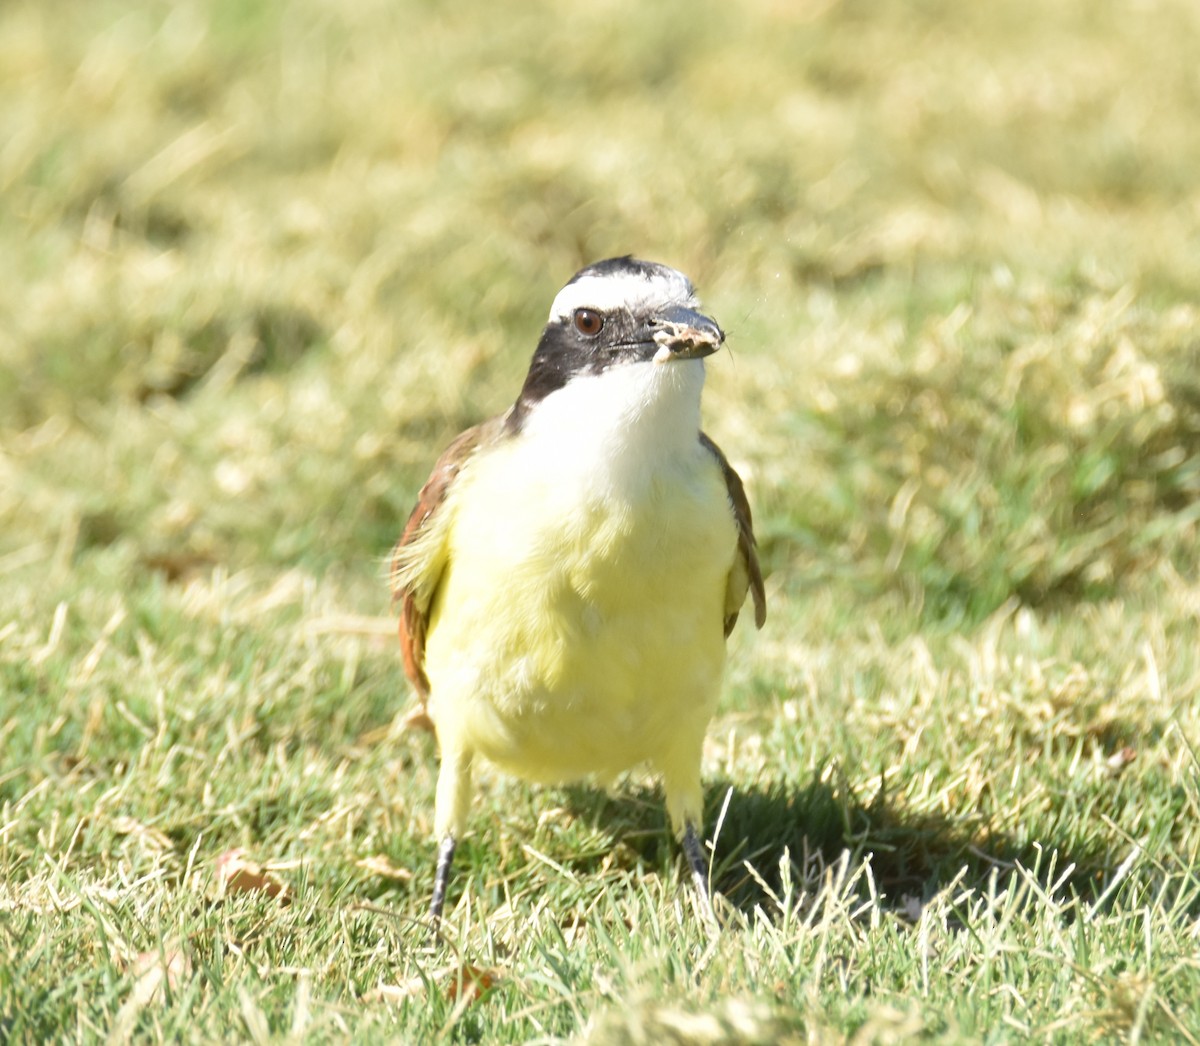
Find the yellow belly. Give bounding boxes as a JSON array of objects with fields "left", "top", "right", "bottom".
[{"left": 422, "top": 440, "right": 736, "bottom": 786}]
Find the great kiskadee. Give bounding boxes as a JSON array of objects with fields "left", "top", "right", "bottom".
[{"left": 390, "top": 257, "right": 766, "bottom": 925}]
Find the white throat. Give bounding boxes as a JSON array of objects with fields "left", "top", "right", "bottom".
[{"left": 515, "top": 359, "right": 706, "bottom": 482}]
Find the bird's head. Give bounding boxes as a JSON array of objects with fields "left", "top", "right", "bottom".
[
  {"left": 510, "top": 257, "right": 724, "bottom": 426},
  {"left": 548, "top": 257, "right": 724, "bottom": 365}
]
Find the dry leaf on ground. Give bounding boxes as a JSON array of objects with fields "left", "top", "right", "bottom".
[{"left": 214, "top": 848, "right": 290, "bottom": 902}]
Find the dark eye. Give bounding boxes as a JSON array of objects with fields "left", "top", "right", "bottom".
[{"left": 573, "top": 308, "right": 604, "bottom": 336}]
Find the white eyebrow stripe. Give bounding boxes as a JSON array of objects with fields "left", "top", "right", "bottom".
[{"left": 548, "top": 271, "right": 698, "bottom": 321}]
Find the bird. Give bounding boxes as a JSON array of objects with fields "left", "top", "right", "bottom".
[{"left": 389, "top": 256, "right": 766, "bottom": 926}]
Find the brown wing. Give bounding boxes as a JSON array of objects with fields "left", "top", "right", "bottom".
[
  {"left": 700, "top": 432, "right": 767, "bottom": 637},
  {"left": 389, "top": 416, "right": 505, "bottom": 700}
]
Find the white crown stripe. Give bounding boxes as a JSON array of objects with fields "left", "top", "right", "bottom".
[{"left": 548, "top": 271, "right": 698, "bottom": 322}]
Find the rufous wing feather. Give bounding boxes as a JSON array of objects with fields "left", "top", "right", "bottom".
[{"left": 390, "top": 417, "right": 505, "bottom": 701}]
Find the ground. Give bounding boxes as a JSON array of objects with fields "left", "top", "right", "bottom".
[{"left": 1, "top": 0, "right": 1199, "bottom": 1041}]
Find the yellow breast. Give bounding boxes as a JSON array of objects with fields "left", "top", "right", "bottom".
[{"left": 422, "top": 433, "right": 737, "bottom": 786}]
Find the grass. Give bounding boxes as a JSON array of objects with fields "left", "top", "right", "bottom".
[{"left": 3, "top": 0, "right": 1200, "bottom": 1040}]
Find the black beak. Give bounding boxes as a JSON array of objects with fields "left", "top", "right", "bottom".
[{"left": 648, "top": 305, "right": 725, "bottom": 362}]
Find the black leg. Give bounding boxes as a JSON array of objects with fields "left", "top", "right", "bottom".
[
  {"left": 429, "top": 834, "right": 457, "bottom": 930},
  {"left": 682, "top": 822, "right": 715, "bottom": 921}
]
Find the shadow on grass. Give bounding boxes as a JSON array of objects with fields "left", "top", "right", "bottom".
[{"left": 560, "top": 772, "right": 1117, "bottom": 917}]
